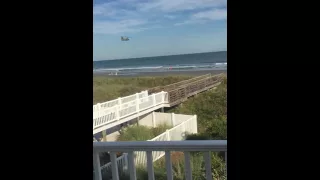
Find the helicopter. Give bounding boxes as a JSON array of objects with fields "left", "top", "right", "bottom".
[{"left": 121, "top": 36, "right": 131, "bottom": 41}]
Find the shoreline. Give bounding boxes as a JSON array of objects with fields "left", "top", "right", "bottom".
[{"left": 93, "top": 69, "right": 227, "bottom": 77}]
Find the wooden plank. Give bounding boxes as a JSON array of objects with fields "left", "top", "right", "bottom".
[
  {"left": 148, "top": 74, "right": 214, "bottom": 94},
  {"left": 168, "top": 81, "right": 221, "bottom": 106}
]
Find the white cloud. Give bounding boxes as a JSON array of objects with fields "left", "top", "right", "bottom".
[
  {"left": 175, "top": 8, "right": 227, "bottom": 26},
  {"left": 193, "top": 9, "right": 227, "bottom": 20},
  {"left": 94, "top": 19, "right": 147, "bottom": 34},
  {"left": 93, "top": 0, "right": 227, "bottom": 34},
  {"left": 138, "top": 0, "right": 226, "bottom": 12}
]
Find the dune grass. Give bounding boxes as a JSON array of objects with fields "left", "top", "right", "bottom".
[
  {"left": 168, "top": 76, "right": 227, "bottom": 140},
  {"left": 117, "top": 123, "right": 172, "bottom": 141},
  {"left": 93, "top": 75, "right": 193, "bottom": 104}
]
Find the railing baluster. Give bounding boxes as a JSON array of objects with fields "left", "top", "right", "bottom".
[
  {"left": 146, "top": 151, "right": 155, "bottom": 180},
  {"left": 115, "top": 105, "right": 119, "bottom": 120},
  {"left": 93, "top": 151, "right": 102, "bottom": 180},
  {"left": 171, "top": 113, "right": 175, "bottom": 126},
  {"left": 204, "top": 152, "right": 213, "bottom": 180},
  {"left": 184, "top": 152, "right": 192, "bottom": 180},
  {"left": 165, "top": 151, "right": 173, "bottom": 180},
  {"left": 110, "top": 152, "right": 119, "bottom": 180},
  {"left": 153, "top": 94, "right": 156, "bottom": 106},
  {"left": 128, "top": 152, "right": 137, "bottom": 180},
  {"left": 161, "top": 91, "right": 165, "bottom": 103}
]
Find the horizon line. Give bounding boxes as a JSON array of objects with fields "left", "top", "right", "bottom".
[{"left": 94, "top": 50, "right": 227, "bottom": 62}]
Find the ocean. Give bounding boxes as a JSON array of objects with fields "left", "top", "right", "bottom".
[{"left": 93, "top": 51, "right": 227, "bottom": 76}]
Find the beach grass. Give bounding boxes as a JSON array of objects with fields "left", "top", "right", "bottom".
[
  {"left": 117, "top": 123, "right": 172, "bottom": 141},
  {"left": 93, "top": 75, "right": 194, "bottom": 104}
]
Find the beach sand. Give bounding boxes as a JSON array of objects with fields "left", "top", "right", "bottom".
[{"left": 93, "top": 69, "right": 227, "bottom": 77}]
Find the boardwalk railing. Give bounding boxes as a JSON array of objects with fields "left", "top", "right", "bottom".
[
  {"left": 148, "top": 74, "right": 212, "bottom": 94},
  {"left": 93, "top": 90, "right": 148, "bottom": 112},
  {"left": 93, "top": 140, "right": 227, "bottom": 180},
  {"left": 100, "top": 115, "right": 198, "bottom": 173},
  {"left": 93, "top": 91, "right": 168, "bottom": 131},
  {"left": 167, "top": 74, "right": 223, "bottom": 105}
]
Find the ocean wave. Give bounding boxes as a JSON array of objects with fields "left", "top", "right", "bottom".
[
  {"left": 215, "top": 62, "right": 227, "bottom": 66},
  {"left": 93, "top": 66, "right": 163, "bottom": 72},
  {"left": 93, "top": 63, "right": 227, "bottom": 73}
]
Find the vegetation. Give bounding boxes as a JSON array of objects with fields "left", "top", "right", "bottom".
[
  {"left": 117, "top": 123, "right": 172, "bottom": 141},
  {"left": 169, "top": 76, "right": 227, "bottom": 140},
  {"left": 93, "top": 75, "right": 193, "bottom": 104},
  {"left": 93, "top": 74, "right": 227, "bottom": 180}
]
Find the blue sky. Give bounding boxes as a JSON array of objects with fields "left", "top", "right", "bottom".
[{"left": 93, "top": 0, "right": 227, "bottom": 60}]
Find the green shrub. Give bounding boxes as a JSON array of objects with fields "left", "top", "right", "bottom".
[
  {"left": 168, "top": 81, "right": 227, "bottom": 140},
  {"left": 151, "top": 123, "right": 172, "bottom": 137},
  {"left": 117, "top": 125, "right": 154, "bottom": 141}
]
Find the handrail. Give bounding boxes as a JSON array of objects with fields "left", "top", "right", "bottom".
[
  {"left": 167, "top": 73, "right": 223, "bottom": 93},
  {"left": 93, "top": 140, "right": 227, "bottom": 152},
  {"left": 148, "top": 74, "right": 212, "bottom": 93},
  {"left": 165, "top": 74, "right": 223, "bottom": 104},
  {"left": 93, "top": 90, "right": 148, "bottom": 111},
  {"left": 93, "top": 91, "right": 168, "bottom": 130}
]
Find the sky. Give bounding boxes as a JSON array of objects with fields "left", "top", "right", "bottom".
[{"left": 93, "top": 0, "right": 227, "bottom": 60}]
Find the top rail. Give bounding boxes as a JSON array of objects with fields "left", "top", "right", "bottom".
[
  {"left": 93, "top": 90, "right": 148, "bottom": 111},
  {"left": 148, "top": 74, "right": 212, "bottom": 94},
  {"left": 166, "top": 73, "right": 224, "bottom": 104},
  {"left": 93, "top": 140, "right": 227, "bottom": 152}
]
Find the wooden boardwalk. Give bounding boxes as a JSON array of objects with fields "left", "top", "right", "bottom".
[
  {"left": 148, "top": 73, "right": 224, "bottom": 106},
  {"left": 93, "top": 73, "right": 224, "bottom": 134}
]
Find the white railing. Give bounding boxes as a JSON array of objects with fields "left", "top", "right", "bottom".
[
  {"left": 100, "top": 153, "right": 128, "bottom": 178},
  {"left": 100, "top": 115, "right": 197, "bottom": 172},
  {"left": 93, "top": 90, "right": 148, "bottom": 113},
  {"left": 93, "top": 91, "right": 168, "bottom": 130},
  {"left": 135, "top": 115, "right": 197, "bottom": 165},
  {"left": 93, "top": 140, "right": 227, "bottom": 180}
]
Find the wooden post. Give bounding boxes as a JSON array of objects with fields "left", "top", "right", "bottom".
[
  {"left": 102, "top": 130, "right": 107, "bottom": 142},
  {"left": 137, "top": 117, "right": 140, "bottom": 126},
  {"left": 161, "top": 91, "right": 165, "bottom": 103}
]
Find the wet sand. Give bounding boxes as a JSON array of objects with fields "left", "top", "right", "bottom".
[{"left": 93, "top": 70, "right": 227, "bottom": 77}]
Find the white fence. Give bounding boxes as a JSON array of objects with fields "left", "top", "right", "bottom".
[
  {"left": 93, "top": 90, "right": 148, "bottom": 113},
  {"left": 100, "top": 153, "right": 128, "bottom": 178},
  {"left": 93, "top": 140, "right": 227, "bottom": 180},
  {"left": 100, "top": 115, "right": 197, "bottom": 173},
  {"left": 93, "top": 91, "right": 168, "bottom": 130}
]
